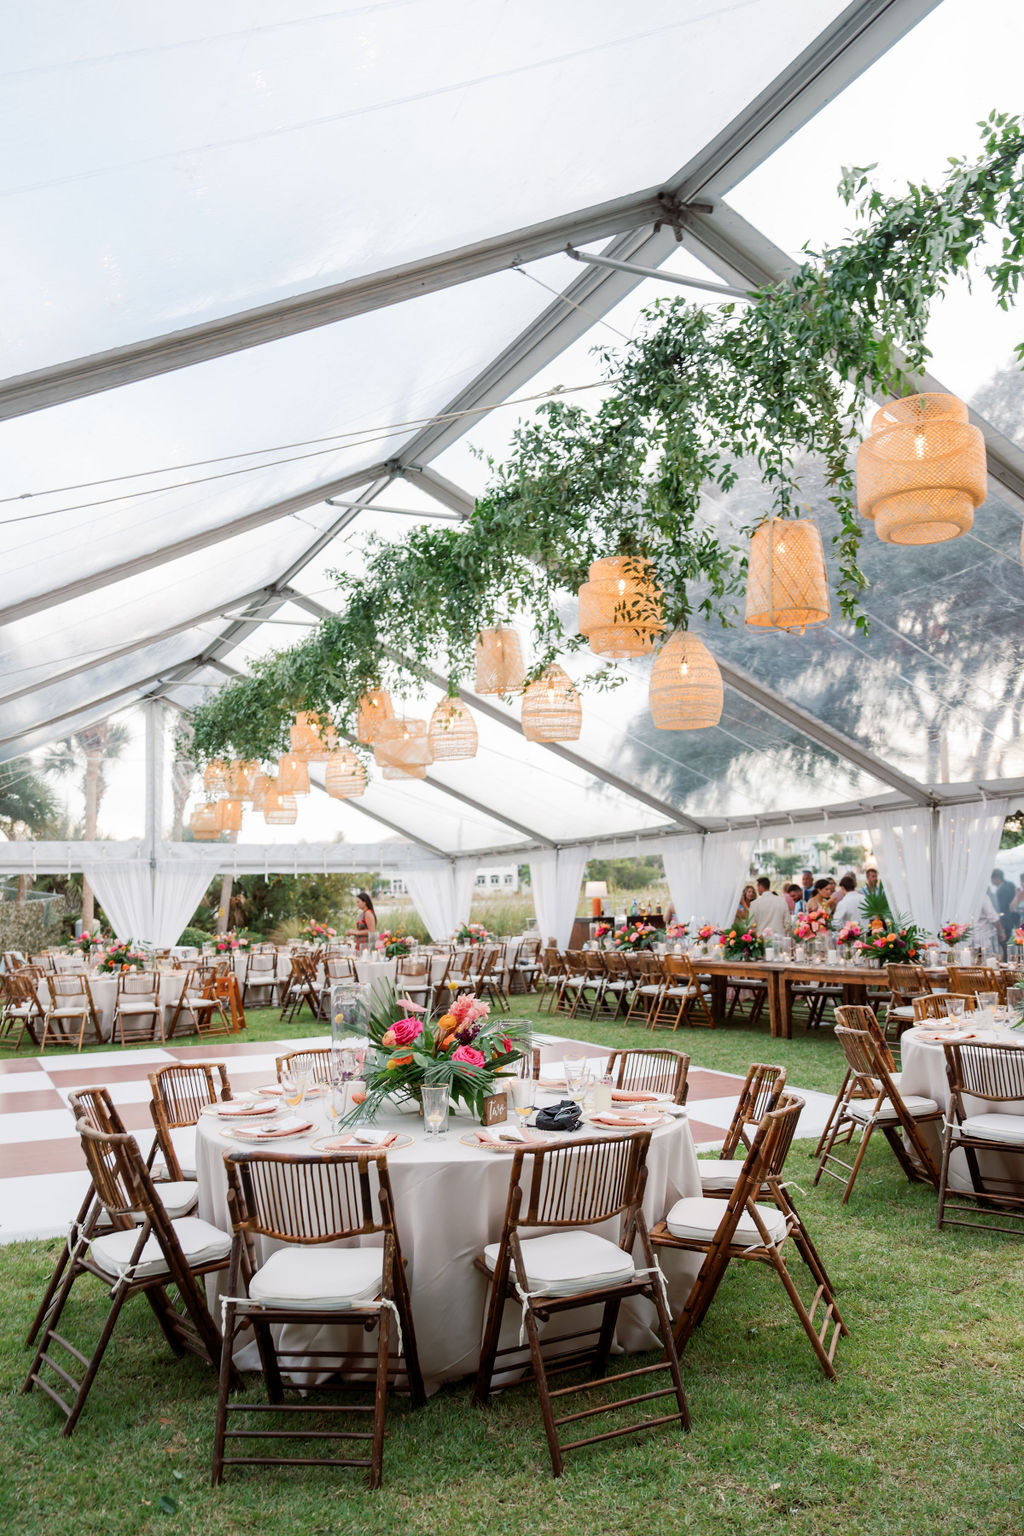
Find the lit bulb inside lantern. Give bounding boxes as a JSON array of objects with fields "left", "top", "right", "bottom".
[
  {"left": 617, "top": 578, "right": 626, "bottom": 596},
  {"left": 680, "top": 659, "right": 689, "bottom": 677},
  {"left": 547, "top": 686, "right": 555, "bottom": 704},
  {"left": 914, "top": 429, "right": 926, "bottom": 459}
]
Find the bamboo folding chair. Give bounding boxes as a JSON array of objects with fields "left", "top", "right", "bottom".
[
  {"left": 814, "top": 1024, "right": 942, "bottom": 1202},
  {"left": 279, "top": 952, "right": 322, "bottom": 1023},
  {"left": 473, "top": 1132, "right": 689, "bottom": 1477},
  {"left": 148, "top": 1062, "right": 233, "bottom": 1181},
  {"left": 213, "top": 1150, "right": 425, "bottom": 1489},
  {"left": 275, "top": 1045, "right": 334, "bottom": 1087},
  {"left": 566, "top": 950, "right": 611, "bottom": 1021},
  {"left": 698, "top": 1063, "right": 788, "bottom": 1192},
  {"left": 243, "top": 950, "right": 281, "bottom": 1008},
  {"left": 938, "top": 1041, "right": 1024, "bottom": 1234},
  {"left": 650, "top": 955, "right": 715, "bottom": 1031},
  {"left": 1, "top": 971, "right": 46, "bottom": 1049},
  {"left": 535, "top": 947, "right": 563, "bottom": 1012},
  {"left": 947, "top": 965, "right": 1008, "bottom": 1005},
  {"left": 812, "top": 1005, "right": 900, "bottom": 1159},
  {"left": 394, "top": 955, "right": 432, "bottom": 1009},
  {"left": 605, "top": 1047, "right": 689, "bottom": 1104},
  {"left": 912, "top": 992, "right": 977, "bottom": 1022},
  {"left": 23, "top": 1120, "right": 234, "bottom": 1436},
  {"left": 554, "top": 949, "right": 590, "bottom": 1017},
  {"left": 622, "top": 952, "right": 664, "bottom": 1026},
  {"left": 510, "top": 938, "right": 542, "bottom": 995},
  {"left": 113, "top": 969, "right": 164, "bottom": 1045},
  {"left": 167, "top": 967, "right": 233, "bottom": 1040},
  {"left": 886, "top": 963, "right": 945, "bottom": 1033},
  {"left": 513, "top": 1045, "right": 542, "bottom": 1080},
  {"left": 651, "top": 1095, "right": 847, "bottom": 1379},
  {"left": 599, "top": 950, "right": 633, "bottom": 1019}
]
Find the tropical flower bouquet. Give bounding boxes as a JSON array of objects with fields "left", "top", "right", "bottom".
[
  {"left": 302, "top": 919, "right": 336, "bottom": 942},
  {"left": 695, "top": 924, "right": 719, "bottom": 944},
  {"left": 665, "top": 923, "right": 687, "bottom": 940},
  {"left": 854, "top": 915, "right": 924, "bottom": 965},
  {"left": 350, "top": 986, "right": 528, "bottom": 1123},
  {"left": 593, "top": 922, "right": 612, "bottom": 942},
  {"left": 95, "top": 940, "right": 147, "bottom": 973},
  {"left": 375, "top": 929, "right": 414, "bottom": 959},
  {"left": 66, "top": 931, "right": 107, "bottom": 956},
  {"left": 454, "top": 922, "right": 492, "bottom": 946},
  {"left": 793, "top": 909, "right": 831, "bottom": 942},
  {"left": 836, "top": 921, "right": 863, "bottom": 952},
  {"left": 215, "top": 928, "right": 251, "bottom": 953},
  {"left": 614, "top": 921, "right": 659, "bottom": 952},
  {"left": 1013, "top": 926, "right": 1024, "bottom": 947},
  {"left": 939, "top": 921, "right": 971, "bottom": 947},
  {"left": 719, "top": 926, "right": 766, "bottom": 961}
]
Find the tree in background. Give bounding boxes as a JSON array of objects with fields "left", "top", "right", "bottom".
[
  {"left": 44, "top": 720, "right": 130, "bottom": 927},
  {"left": 182, "top": 872, "right": 370, "bottom": 941},
  {"left": 170, "top": 717, "right": 196, "bottom": 842},
  {"left": 585, "top": 856, "right": 665, "bottom": 893},
  {"left": 0, "top": 761, "right": 59, "bottom": 905}
]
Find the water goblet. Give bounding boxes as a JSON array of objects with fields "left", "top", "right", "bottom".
[
  {"left": 563, "top": 1055, "right": 587, "bottom": 1102},
  {"left": 421, "top": 1084, "right": 450, "bottom": 1136},
  {"left": 945, "top": 995, "right": 966, "bottom": 1019},
  {"left": 510, "top": 1076, "right": 536, "bottom": 1130},
  {"left": 281, "top": 1063, "right": 310, "bottom": 1114}
]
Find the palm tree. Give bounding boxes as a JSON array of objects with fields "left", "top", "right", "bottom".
[
  {"left": 45, "top": 720, "right": 130, "bottom": 927},
  {"left": 0, "top": 760, "right": 59, "bottom": 904}
]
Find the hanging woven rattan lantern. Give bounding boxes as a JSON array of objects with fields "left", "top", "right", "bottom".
[
  {"left": 249, "top": 772, "right": 272, "bottom": 813},
  {"left": 649, "top": 631, "right": 723, "bottom": 729},
  {"left": 427, "top": 697, "right": 478, "bottom": 761},
  {"left": 190, "top": 803, "right": 221, "bottom": 841},
  {"left": 324, "top": 750, "right": 367, "bottom": 799},
  {"left": 373, "top": 718, "right": 434, "bottom": 770},
  {"left": 276, "top": 753, "right": 311, "bottom": 795},
  {"left": 355, "top": 688, "right": 395, "bottom": 745},
  {"left": 474, "top": 627, "right": 526, "bottom": 694},
  {"left": 857, "top": 392, "right": 986, "bottom": 545},
  {"left": 745, "top": 517, "right": 830, "bottom": 633},
  {"left": 225, "top": 759, "right": 259, "bottom": 797},
  {"left": 521, "top": 666, "right": 582, "bottom": 742},
  {"left": 290, "top": 711, "right": 337, "bottom": 761},
  {"left": 203, "top": 758, "right": 229, "bottom": 796},
  {"left": 577, "top": 555, "right": 664, "bottom": 657},
  {"left": 217, "top": 797, "right": 244, "bottom": 833},
  {"left": 263, "top": 788, "right": 298, "bottom": 825},
  {"left": 381, "top": 762, "right": 428, "bottom": 780}
]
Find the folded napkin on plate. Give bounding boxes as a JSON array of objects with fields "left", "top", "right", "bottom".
[
  {"left": 474, "top": 1127, "right": 543, "bottom": 1148},
  {"left": 319, "top": 1131, "right": 399, "bottom": 1150},
  {"left": 257, "top": 1083, "right": 324, "bottom": 1098},
  {"left": 234, "top": 1116, "right": 314, "bottom": 1140},
  {"left": 537, "top": 1078, "right": 565, "bottom": 1091},
  {"left": 590, "top": 1111, "right": 662, "bottom": 1127},
  {"left": 217, "top": 1099, "right": 277, "bottom": 1117},
  {"left": 611, "top": 1088, "right": 659, "bottom": 1103}
]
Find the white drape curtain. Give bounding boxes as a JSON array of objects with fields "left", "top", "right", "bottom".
[
  {"left": 530, "top": 847, "right": 590, "bottom": 949},
  {"left": 404, "top": 865, "right": 459, "bottom": 941},
  {"left": 660, "top": 836, "right": 703, "bottom": 923},
  {"left": 87, "top": 862, "right": 155, "bottom": 943},
  {"left": 867, "top": 810, "right": 938, "bottom": 931},
  {"left": 452, "top": 859, "right": 476, "bottom": 931},
  {"left": 700, "top": 832, "right": 757, "bottom": 926},
  {"left": 935, "top": 798, "right": 1010, "bottom": 927},
  {"left": 151, "top": 863, "right": 215, "bottom": 947}
]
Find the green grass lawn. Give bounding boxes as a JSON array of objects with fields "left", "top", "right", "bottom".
[{"left": 3, "top": 997, "right": 1023, "bottom": 1533}]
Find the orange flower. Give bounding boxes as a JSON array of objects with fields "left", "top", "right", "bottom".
[
  {"left": 387, "top": 1053, "right": 413, "bottom": 1070},
  {"left": 381, "top": 1027, "right": 397, "bottom": 1048},
  {"left": 350, "top": 1090, "right": 366, "bottom": 1105}
]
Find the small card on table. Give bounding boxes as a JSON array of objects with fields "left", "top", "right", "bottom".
[{"left": 481, "top": 1092, "right": 508, "bottom": 1127}]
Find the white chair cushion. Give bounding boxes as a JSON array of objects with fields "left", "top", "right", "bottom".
[
  {"left": 665, "top": 1195, "right": 787, "bottom": 1245},
  {"left": 248, "top": 1246, "right": 384, "bottom": 1310},
  {"left": 90, "top": 1216, "right": 230, "bottom": 1280},
  {"left": 136, "top": 1180, "right": 198, "bottom": 1222},
  {"left": 483, "top": 1231, "right": 634, "bottom": 1296},
  {"left": 890, "top": 1005, "right": 916, "bottom": 1019},
  {"left": 117, "top": 999, "right": 160, "bottom": 1013},
  {"left": 848, "top": 1094, "right": 938, "bottom": 1124},
  {"left": 697, "top": 1161, "right": 742, "bottom": 1192},
  {"left": 958, "top": 1112, "right": 1024, "bottom": 1145},
  {"left": 870, "top": 1072, "right": 902, "bottom": 1090},
  {"left": 161, "top": 1126, "right": 198, "bottom": 1179}
]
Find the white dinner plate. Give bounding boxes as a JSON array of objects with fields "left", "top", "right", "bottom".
[{"left": 309, "top": 1132, "right": 414, "bottom": 1152}]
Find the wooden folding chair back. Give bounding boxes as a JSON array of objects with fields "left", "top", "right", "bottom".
[
  {"left": 886, "top": 963, "right": 935, "bottom": 1002},
  {"left": 24, "top": 1122, "right": 231, "bottom": 1436},
  {"left": 833, "top": 1005, "right": 897, "bottom": 1069},
  {"left": 947, "top": 965, "right": 1007, "bottom": 1004},
  {"left": 167, "top": 967, "right": 232, "bottom": 1040},
  {"left": 325, "top": 956, "right": 357, "bottom": 981},
  {"left": 938, "top": 1041, "right": 1024, "bottom": 1234},
  {"left": 148, "top": 1062, "right": 232, "bottom": 1181},
  {"left": 214, "top": 1151, "right": 425, "bottom": 1488},
  {"left": 663, "top": 954, "right": 715, "bottom": 1029},
  {"left": 0, "top": 971, "right": 44, "bottom": 1049},
  {"left": 719, "top": 1063, "right": 788, "bottom": 1158},
  {"left": 113, "top": 968, "right": 163, "bottom": 1045},
  {"left": 606, "top": 1047, "right": 689, "bottom": 1104},
  {"left": 473, "top": 1132, "right": 689, "bottom": 1475},
  {"left": 912, "top": 991, "right": 976, "bottom": 1020},
  {"left": 42, "top": 973, "right": 102, "bottom": 1052},
  {"left": 275, "top": 1046, "right": 333, "bottom": 1086}
]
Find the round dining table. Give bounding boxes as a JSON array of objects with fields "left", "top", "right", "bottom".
[
  {"left": 899, "top": 1021, "right": 1024, "bottom": 1190},
  {"left": 195, "top": 1081, "right": 702, "bottom": 1393}
]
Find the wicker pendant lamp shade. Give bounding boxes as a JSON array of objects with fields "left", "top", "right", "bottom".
[
  {"left": 355, "top": 688, "right": 395, "bottom": 745},
  {"left": 745, "top": 517, "right": 830, "bottom": 633},
  {"left": 373, "top": 718, "right": 434, "bottom": 770},
  {"left": 649, "top": 631, "right": 723, "bottom": 729},
  {"left": 276, "top": 753, "right": 311, "bottom": 795},
  {"left": 190, "top": 803, "right": 221, "bottom": 841},
  {"left": 474, "top": 627, "right": 525, "bottom": 694},
  {"left": 382, "top": 762, "right": 428, "bottom": 780},
  {"left": 290, "top": 711, "right": 337, "bottom": 761},
  {"left": 203, "top": 758, "right": 229, "bottom": 795},
  {"left": 857, "top": 392, "right": 986, "bottom": 544},
  {"left": 263, "top": 788, "right": 298, "bottom": 825},
  {"left": 226, "top": 759, "right": 259, "bottom": 797},
  {"left": 249, "top": 773, "right": 272, "bottom": 813},
  {"left": 521, "top": 666, "right": 582, "bottom": 742},
  {"left": 324, "top": 750, "right": 367, "bottom": 799},
  {"left": 428, "top": 697, "right": 478, "bottom": 761},
  {"left": 577, "top": 556, "right": 664, "bottom": 657},
  {"left": 217, "top": 797, "right": 244, "bottom": 833}
]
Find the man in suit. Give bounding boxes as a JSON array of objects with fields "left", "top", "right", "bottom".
[
  {"left": 747, "top": 876, "right": 791, "bottom": 938},
  {"left": 990, "top": 868, "right": 1015, "bottom": 959}
]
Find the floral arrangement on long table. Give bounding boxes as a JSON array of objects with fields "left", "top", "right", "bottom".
[
  {"left": 302, "top": 919, "right": 336, "bottom": 942},
  {"left": 352, "top": 986, "right": 528, "bottom": 1123},
  {"left": 66, "top": 931, "right": 108, "bottom": 955},
  {"left": 939, "top": 921, "right": 971, "bottom": 947},
  {"left": 614, "top": 921, "right": 659, "bottom": 952},
  {"left": 454, "top": 922, "right": 492, "bottom": 946},
  {"left": 375, "top": 929, "right": 414, "bottom": 959},
  {"left": 793, "top": 909, "right": 831, "bottom": 942},
  {"left": 94, "top": 940, "right": 147, "bottom": 973},
  {"left": 719, "top": 926, "right": 766, "bottom": 961},
  {"left": 214, "top": 928, "right": 251, "bottom": 953}
]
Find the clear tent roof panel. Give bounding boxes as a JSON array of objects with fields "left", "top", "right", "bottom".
[{"left": 5, "top": 0, "right": 849, "bottom": 371}]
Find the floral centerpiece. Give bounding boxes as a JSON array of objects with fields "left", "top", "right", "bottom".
[
  {"left": 836, "top": 921, "right": 862, "bottom": 952},
  {"left": 793, "top": 909, "right": 831, "bottom": 942},
  {"left": 614, "top": 921, "right": 659, "bottom": 952},
  {"left": 214, "top": 928, "right": 251, "bottom": 953},
  {"left": 695, "top": 924, "right": 719, "bottom": 945},
  {"left": 939, "top": 921, "right": 970, "bottom": 947},
  {"left": 66, "top": 931, "right": 107, "bottom": 956},
  {"left": 352, "top": 987, "right": 528, "bottom": 1122},
  {"left": 665, "top": 923, "right": 687, "bottom": 940},
  {"left": 593, "top": 922, "right": 612, "bottom": 942},
  {"left": 95, "top": 940, "right": 147, "bottom": 973},
  {"left": 853, "top": 914, "right": 924, "bottom": 965},
  {"left": 454, "top": 922, "right": 491, "bottom": 946},
  {"left": 302, "top": 919, "right": 336, "bottom": 942},
  {"left": 718, "top": 926, "right": 766, "bottom": 961},
  {"left": 375, "top": 929, "right": 414, "bottom": 960}
]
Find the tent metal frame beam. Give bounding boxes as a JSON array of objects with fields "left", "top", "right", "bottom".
[{"left": 564, "top": 245, "right": 749, "bottom": 298}]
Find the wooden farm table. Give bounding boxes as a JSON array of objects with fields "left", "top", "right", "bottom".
[{"left": 692, "top": 959, "right": 891, "bottom": 1040}]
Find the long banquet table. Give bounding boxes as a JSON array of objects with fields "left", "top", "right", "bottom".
[
  {"left": 196, "top": 1082, "right": 702, "bottom": 1393},
  {"left": 692, "top": 958, "right": 892, "bottom": 1039}
]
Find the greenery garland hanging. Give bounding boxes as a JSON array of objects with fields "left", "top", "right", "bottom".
[{"left": 190, "top": 112, "right": 1024, "bottom": 767}]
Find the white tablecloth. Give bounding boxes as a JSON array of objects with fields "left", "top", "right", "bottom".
[
  {"left": 353, "top": 954, "right": 451, "bottom": 1009},
  {"left": 196, "top": 1091, "right": 701, "bottom": 1392},
  {"left": 37, "top": 969, "right": 186, "bottom": 1042},
  {"left": 900, "top": 1024, "right": 1024, "bottom": 1191}
]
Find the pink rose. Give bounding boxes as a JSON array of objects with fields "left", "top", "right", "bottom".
[
  {"left": 391, "top": 1016, "right": 423, "bottom": 1046},
  {"left": 451, "top": 1045, "right": 485, "bottom": 1068}
]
